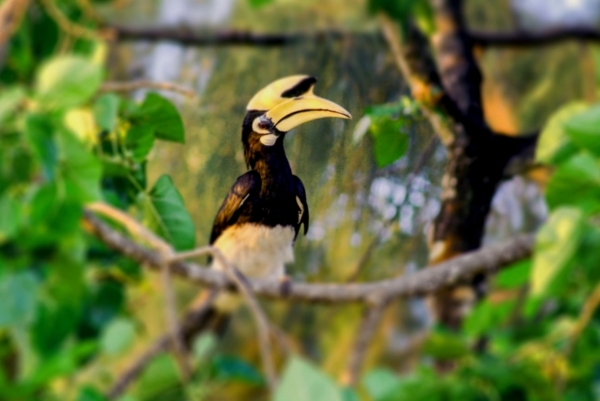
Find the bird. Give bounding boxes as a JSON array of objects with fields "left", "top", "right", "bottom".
[{"left": 183, "top": 75, "right": 351, "bottom": 339}]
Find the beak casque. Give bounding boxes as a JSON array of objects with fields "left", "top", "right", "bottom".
[{"left": 264, "top": 94, "right": 352, "bottom": 133}]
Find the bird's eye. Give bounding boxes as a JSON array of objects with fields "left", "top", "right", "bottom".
[{"left": 253, "top": 117, "right": 271, "bottom": 134}]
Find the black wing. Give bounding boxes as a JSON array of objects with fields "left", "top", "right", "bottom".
[
  {"left": 210, "top": 171, "right": 261, "bottom": 244},
  {"left": 293, "top": 175, "right": 309, "bottom": 238}
]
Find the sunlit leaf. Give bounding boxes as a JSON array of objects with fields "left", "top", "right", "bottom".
[
  {"left": 0, "top": 85, "right": 26, "bottom": 123},
  {"left": 125, "top": 125, "right": 155, "bottom": 161},
  {"left": 94, "top": 93, "right": 120, "bottom": 132},
  {"left": 64, "top": 108, "right": 98, "bottom": 144},
  {"left": 35, "top": 55, "right": 103, "bottom": 109},
  {"left": 535, "top": 102, "right": 588, "bottom": 165},
  {"left": 133, "top": 93, "right": 185, "bottom": 143},
  {"left": 495, "top": 259, "right": 532, "bottom": 289},
  {"left": 57, "top": 130, "right": 102, "bottom": 202},
  {"left": 145, "top": 175, "right": 195, "bottom": 251},
  {"left": 192, "top": 333, "right": 217, "bottom": 360},
  {"left": 531, "top": 207, "right": 585, "bottom": 297},
  {"left": 274, "top": 356, "right": 342, "bottom": 401},
  {"left": 0, "top": 270, "right": 38, "bottom": 328},
  {"left": 362, "top": 369, "right": 400, "bottom": 401},
  {"left": 545, "top": 152, "right": 600, "bottom": 211},
  {"left": 101, "top": 318, "right": 136, "bottom": 356},
  {"left": 564, "top": 103, "right": 600, "bottom": 156}
]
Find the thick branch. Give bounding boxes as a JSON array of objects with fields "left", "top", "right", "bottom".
[
  {"left": 471, "top": 27, "right": 600, "bottom": 48},
  {"left": 83, "top": 210, "right": 534, "bottom": 304},
  {"left": 108, "top": 25, "right": 374, "bottom": 46}
]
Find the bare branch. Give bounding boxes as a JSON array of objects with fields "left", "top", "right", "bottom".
[
  {"left": 99, "top": 80, "right": 196, "bottom": 98},
  {"left": 107, "top": 291, "right": 219, "bottom": 399},
  {"left": 83, "top": 209, "right": 534, "bottom": 304},
  {"left": 471, "top": 27, "right": 600, "bottom": 48},
  {"left": 342, "top": 301, "right": 390, "bottom": 386},
  {"left": 39, "top": 0, "right": 104, "bottom": 40},
  {"left": 206, "top": 248, "right": 278, "bottom": 391},
  {"left": 109, "top": 24, "right": 375, "bottom": 46},
  {"left": 0, "top": 0, "right": 29, "bottom": 48}
]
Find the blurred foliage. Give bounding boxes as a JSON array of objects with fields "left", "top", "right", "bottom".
[{"left": 0, "top": 0, "right": 599, "bottom": 400}]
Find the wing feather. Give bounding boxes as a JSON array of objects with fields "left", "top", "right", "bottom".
[{"left": 210, "top": 171, "right": 261, "bottom": 244}]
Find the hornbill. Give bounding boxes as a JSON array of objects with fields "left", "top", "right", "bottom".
[{"left": 183, "top": 75, "right": 351, "bottom": 339}]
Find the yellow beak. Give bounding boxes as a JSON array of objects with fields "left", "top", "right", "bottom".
[{"left": 264, "top": 94, "right": 352, "bottom": 132}]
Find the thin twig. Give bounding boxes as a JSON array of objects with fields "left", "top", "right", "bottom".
[
  {"left": 0, "top": 0, "right": 29, "bottom": 47},
  {"left": 208, "top": 247, "right": 278, "bottom": 391},
  {"left": 100, "top": 80, "right": 196, "bottom": 98},
  {"left": 566, "top": 281, "right": 600, "bottom": 356},
  {"left": 341, "top": 300, "right": 390, "bottom": 386},
  {"left": 109, "top": 24, "right": 377, "bottom": 46},
  {"left": 86, "top": 202, "right": 191, "bottom": 383},
  {"left": 107, "top": 291, "right": 219, "bottom": 399},
  {"left": 471, "top": 27, "right": 600, "bottom": 48},
  {"left": 88, "top": 205, "right": 277, "bottom": 393},
  {"left": 83, "top": 207, "right": 535, "bottom": 303},
  {"left": 39, "top": 0, "right": 103, "bottom": 40}
]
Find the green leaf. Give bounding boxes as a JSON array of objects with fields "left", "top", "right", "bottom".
[
  {"left": 145, "top": 175, "right": 195, "bottom": 251},
  {"left": 136, "top": 354, "right": 181, "bottom": 399},
  {"left": 77, "top": 386, "right": 107, "bottom": 401},
  {"left": 495, "top": 259, "right": 532, "bottom": 289},
  {"left": 93, "top": 93, "right": 120, "bottom": 132},
  {"left": 29, "top": 183, "right": 59, "bottom": 225},
  {"left": 368, "top": 0, "right": 414, "bottom": 21},
  {"left": 422, "top": 330, "right": 470, "bottom": 360},
  {"left": 57, "top": 130, "right": 102, "bottom": 202},
  {"left": 248, "top": 0, "right": 274, "bottom": 7},
  {"left": 463, "top": 299, "right": 515, "bottom": 337},
  {"left": 370, "top": 117, "right": 409, "bottom": 167},
  {"left": 362, "top": 369, "right": 400, "bottom": 401},
  {"left": 125, "top": 125, "right": 155, "bottom": 161},
  {"left": 545, "top": 152, "right": 600, "bottom": 211},
  {"left": 100, "top": 318, "right": 136, "bottom": 356},
  {"left": 212, "top": 355, "right": 264, "bottom": 385},
  {"left": 35, "top": 55, "right": 103, "bottom": 109},
  {"left": 0, "top": 270, "right": 39, "bottom": 328},
  {"left": 531, "top": 207, "right": 585, "bottom": 296},
  {"left": 192, "top": 333, "right": 217, "bottom": 361},
  {"left": 365, "top": 102, "right": 403, "bottom": 117},
  {"left": 274, "top": 356, "right": 342, "bottom": 401},
  {"left": 25, "top": 114, "right": 58, "bottom": 181},
  {"left": 0, "top": 195, "right": 23, "bottom": 242},
  {"left": 535, "top": 102, "right": 589, "bottom": 165},
  {"left": 0, "top": 85, "right": 26, "bottom": 123},
  {"left": 133, "top": 93, "right": 185, "bottom": 143},
  {"left": 564, "top": 103, "right": 600, "bottom": 156}
]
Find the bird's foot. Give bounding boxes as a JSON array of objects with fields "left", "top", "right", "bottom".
[{"left": 278, "top": 275, "right": 292, "bottom": 297}]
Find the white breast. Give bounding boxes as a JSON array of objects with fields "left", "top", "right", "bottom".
[{"left": 211, "top": 223, "right": 295, "bottom": 280}]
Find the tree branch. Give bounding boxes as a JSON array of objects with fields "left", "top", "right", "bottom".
[
  {"left": 471, "top": 27, "right": 600, "bottom": 48},
  {"left": 99, "top": 80, "right": 196, "bottom": 98},
  {"left": 342, "top": 300, "right": 390, "bottom": 386},
  {"left": 83, "top": 209, "right": 534, "bottom": 304},
  {"left": 108, "top": 24, "right": 375, "bottom": 46}
]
